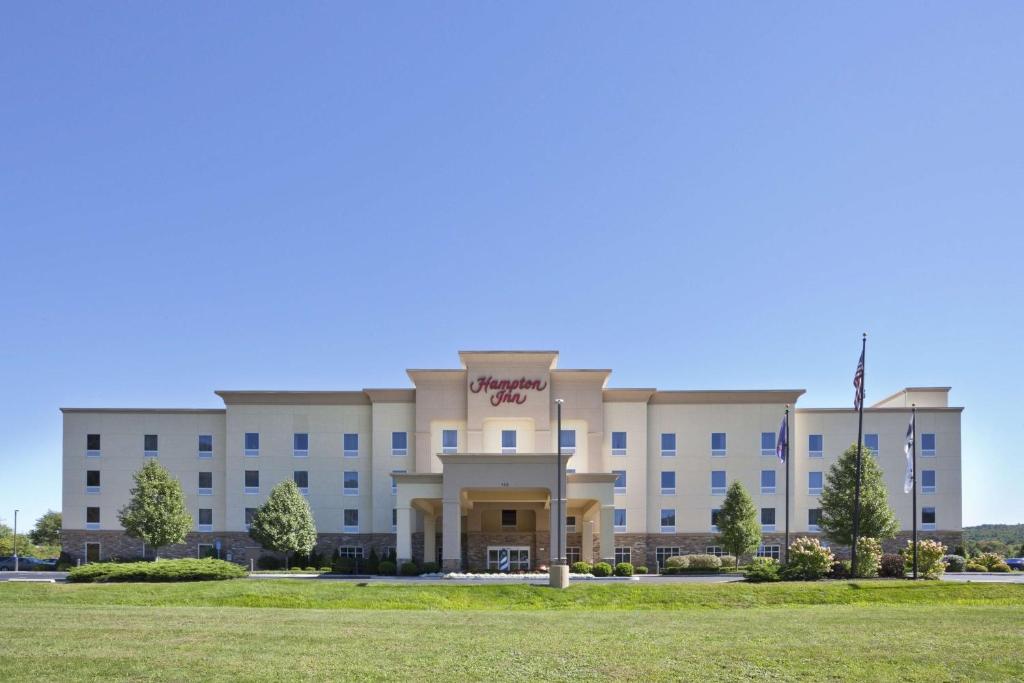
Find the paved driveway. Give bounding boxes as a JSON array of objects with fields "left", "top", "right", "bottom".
[
  {"left": 0, "top": 571, "right": 66, "bottom": 582},
  {"left": 940, "top": 572, "right": 1024, "bottom": 583}
]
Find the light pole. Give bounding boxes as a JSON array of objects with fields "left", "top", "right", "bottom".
[
  {"left": 555, "top": 399, "right": 564, "bottom": 566},
  {"left": 13, "top": 509, "right": 19, "bottom": 573}
]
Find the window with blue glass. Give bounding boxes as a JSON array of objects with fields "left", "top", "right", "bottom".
[
  {"left": 808, "top": 434, "right": 823, "bottom": 456},
  {"left": 613, "top": 508, "right": 626, "bottom": 530},
  {"left": 864, "top": 433, "right": 879, "bottom": 455},
  {"left": 808, "top": 471, "right": 823, "bottom": 494},
  {"left": 761, "top": 432, "right": 776, "bottom": 455},
  {"left": 613, "top": 470, "right": 626, "bottom": 492},
  {"left": 343, "top": 433, "right": 359, "bottom": 455},
  {"left": 711, "top": 508, "right": 721, "bottom": 529},
  {"left": 660, "top": 508, "right": 676, "bottom": 531},
  {"left": 293, "top": 433, "right": 309, "bottom": 455},
  {"left": 343, "top": 470, "right": 359, "bottom": 495},
  {"left": 442, "top": 429, "right": 458, "bottom": 454},
  {"left": 921, "top": 469, "right": 936, "bottom": 493},
  {"left": 761, "top": 469, "right": 776, "bottom": 494},
  {"left": 501, "top": 430, "right": 517, "bottom": 453},
  {"left": 921, "top": 433, "right": 936, "bottom": 455},
  {"left": 921, "top": 507, "right": 936, "bottom": 528},
  {"left": 244, "top": 432, "right": 259, "bottom": 454},
  {"left": 611, "top": 432, "right": 627, "bottom": 455},
  {"left": 711, "top": 470, "right": 726, "bottom": 494},
  {"left": 392, "top": 431, "right": 408, "bottom": 455},
  {"left": 661, "top": 471, "right": 676, "bottom": 494},
  {"left": 711, "top": 432, "right": 727, "bottom": 455},
  {"left": 559, "top": 429, "right": 576, "bottom": 451},
  {"left": 761, "top": 507, "right": 776, "bottom": 528},
  {"left": 661, "top": 433, "right": 676, "bottom": 455}
]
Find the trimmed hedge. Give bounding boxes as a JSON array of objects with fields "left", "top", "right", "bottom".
[
  {"left": 744, "top": 557, "right": 781, "bottom": 583},
  {"left": 614, "top": 562, "right": 634, "bottom": 577},
  {"left": 67, "top": 558, "right": 246, "bottom": 583},
  {"left": 880, "top": 554, "right": 906, "bottom": 578},
  {"left": 399, "top": 561, "right": 419, "bottom": 576},
  {"left": 591, "top": 562, "right": 613, "bottom": 577},
  {"left": 570, "top": 561, "right": 592, "bottom": 575},
  {"left": 634, "top": 566, "right": 648, "bottom": 574},
  {"left": 378, "top": 560, "right": 396, "bottom": 575}
]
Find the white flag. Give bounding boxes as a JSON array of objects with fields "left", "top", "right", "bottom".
[{"left": 903, "top": 414, "right": 915, "bottom": 494}]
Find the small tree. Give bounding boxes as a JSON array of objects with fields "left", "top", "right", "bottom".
[
  {"left": 819, "top": 444, "right": 899, "bottom": 550},
  {"left": 717, "top": 481, "right": 761, "bottom": 566},
  {"left": 118, "top": 460, "right": 193, "bottom": 559},
  {"left": 30, "top": 510, "right": 62, "bottom": 546},
  {"left": 248, "top": 480, "right": 317, "bottom": 569}
]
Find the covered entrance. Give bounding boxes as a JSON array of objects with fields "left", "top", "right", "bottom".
[{"left": 487, "top": 546, "right": 530, "bottom": 572}]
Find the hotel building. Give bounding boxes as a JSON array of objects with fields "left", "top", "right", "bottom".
[{"left": 61, "top": 350, "right": 963, "bottom": 570}]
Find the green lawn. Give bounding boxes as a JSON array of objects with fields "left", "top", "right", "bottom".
[{"left": 1, "top": 580, "right": 1022, "bottom": 681}]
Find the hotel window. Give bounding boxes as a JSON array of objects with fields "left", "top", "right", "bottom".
[
  {"left": 761, "top": 507, "right": 776, "bottom": 531},
  {"left": 864, "top": 433, "right": 879, "bottom": 456},
  {"left": 501, "top": 509, "right": 517, "bottom": 528},
  {"left": 198, "top": 508, "right": 213, "bottom": 532},
  {"left": 244, "top": 470, "right": 259, "bottom": 494},
  {"left": 711, "top": 470, "right": 726, "bottom": 495},
  {"left": 86, "top": 433, "right": 101, "bottom": 456},
  {"left": 706, "top": 545, "right": 724, "bottom": 557},
  {"left": 144, "top": 434, "right": 158, "bottom": 457},
  {"left": 293, "top": 433, "right": 309, "bottom": 457},
  {"left": 660, "top": 433, "right": 676, "bottom": 456},
  {"left": 566, "top": 515, "right": 577, "bottom": 533},
  {"left": 761, "top": 469, "right": 776, "bottom": 495},
  {"left": 921, "top": 507, "right": 936, "bottom": 530},
  {"left": 710, "top": 509, "right": 721, "bottom": 532},
  {"left": 613, "top": 470, "right": 627, "bottom": 494},
  {"left": 613, "top": 508, "right": 626, "bottom": 532},
  {"left": 337, "top": 546, "right": 364, "bottom": 559},
  {"left": 392, "top": 432, "right": 408, "bottom": 456},
  {"left": 611, "top": 431, "right": 627, "bottom": 456},
  {"left": 661, "top": 471, "right": 676, "bottom": 495},
  {"left": 808, "top": 508, "right": 822, "bottom": 531},
  {"left": 808, "top": 434, "right": 823, "bottom": 458},
  {"left": 343, "top": 470, "right": 359, "bottom": 496},
  {"left": 501, "top": 430, "right": 517, "bottom": 454},
  {"left": 86, "top": 506, "right": 100, "bottom": 530},
  {"left": 756, "top": 544, "right": 781, "bottom": 560},
  {"left": 559, "top": 429, "right": 576, "bottom": 454},
  {"left": 86, "top": 470, "right": 101, "bottom": 494},
  {"left": 656, "top": 547, "right": 681, "bottom": 569},
  {"left": 198, "top": 544, "right": 215, "bottom": 559},
  {"left": 391, "top": 469, "right": 405, "bottom": 495},
  {"left": 808, "top": 471, "right": 823, "bottom": 495},
  {"left": 660, "top": 508, "right": 676, "bottom": 533},
  {"left": 343, "top": 433, "right": 359, "bottom": 457},
  {"left": 761, "top": 432, "right": 776, "bottom": 456},
  {"left": 442, "top": 429, "right": 458, "bottom": 454},
  {"left": 392, "top": 508, "right": 398, "bottom": 531},
  {"left": 921, "top": 433, "right": 936, "bottom": 456},
  {"left": 615, "top": 547, "right": 631, "bottom": 565},
  {"left": 244, "top": 507, "right": 256, "bottom": 529},
  {"left": 294, "top": 470, "right": 309, "bottom": 495},
  {"left": 566, "top": 547, "right": 581, "bottom": 564},
  {"left": 244, "top": 432, "right": 260, "bottom": 457},
  {"left": 198, "top": 471, "right": 213, "bottom": 495},
  {"left": 343, "top": 509, "right": 359, "bottom": 532},
  {"left": 85, "top": 542, "right": 100, "bottom": 563},
  {"left": 711, "top": 432, "right": 727, "bottom": 456},
  {"left": 198, "top": 434, "right": 213, "bottom": 458},
  {"left": 921, "top": 470, "right": 936, "bottom": 494}
]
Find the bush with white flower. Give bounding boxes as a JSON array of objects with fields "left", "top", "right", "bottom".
[{"left": 782, "top": 537, "right": 834, "bottom": 581}]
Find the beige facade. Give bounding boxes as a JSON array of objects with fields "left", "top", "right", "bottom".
[{"left": 61, "top": 352, "right": 963, "bottom": 569}]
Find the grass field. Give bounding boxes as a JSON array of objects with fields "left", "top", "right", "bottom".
[{"left": 1, "top": 580, "right": 1022, "bottom": 681}]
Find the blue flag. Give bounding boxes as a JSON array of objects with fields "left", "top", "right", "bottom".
[{"left": 776, "top": 414, "right": 788, "bottom": 464}]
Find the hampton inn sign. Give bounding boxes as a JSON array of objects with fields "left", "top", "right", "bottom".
[{"left": 59, "top": 349, "right": 962, "bottom": 571}]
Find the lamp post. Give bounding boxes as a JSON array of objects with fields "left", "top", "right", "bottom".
[
  {"left": 555, "top": 398, "right": 564, "bottom": 565},
  {"left": 13, "top": 509, "right": 19, "bottom": 573}
]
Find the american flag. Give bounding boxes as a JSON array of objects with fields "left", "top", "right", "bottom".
[
  {"left": 853, "top": 347, "right": 865, "bottom": 410},
  {"left": 776, "top": 414, "right": 788, "bottom": 464},
  {"left": 903, "top": 413, "right": 915, "bottom": 494}
]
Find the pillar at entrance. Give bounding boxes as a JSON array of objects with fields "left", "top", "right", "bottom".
[
  {"left": 423, "top": 513, "right": 436, "bottom": 565},
  {"left": 441, "top": 500, "right": 461, "bottom": 572},
  {"left": 582, "top": 520, "right": 595, "bottom": 563},
  {"left": 599, "top": 505, "right": 615, "bottom": 565},
  {"left": 396, "top": 506, "right": 413, "bottom": 565}
]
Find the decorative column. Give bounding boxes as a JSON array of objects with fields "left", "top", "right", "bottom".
[
  {"left": 599, "top": 505, "right": 615, "bottom": 565},
  {"left": 582, "top": 520, "right": 595, "bottom": 563},
  {"left": 441, "top": 500, "right": 462, "bottom": 572},
  {"left": 423, "top": 512, "right": 436, "bottom": 566},
  {"left": 396, "top": 506, "right": 413, "bottom": 566}
]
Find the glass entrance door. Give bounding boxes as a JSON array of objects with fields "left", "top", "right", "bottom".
[{"left": 487, "top": 546, "right": 530, "bottom": 572}]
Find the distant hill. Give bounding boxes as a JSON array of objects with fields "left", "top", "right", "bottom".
[{"left": 964, "top": 524, "right": 1024, "bottom": 546}]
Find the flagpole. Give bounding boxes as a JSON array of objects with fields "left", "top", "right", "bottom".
[
  {"left": 784, "top": 405, "right": 790, "bottom": 563},
  {"left": 851, "top": 333, "right": 866, "bottom": 578},
  {"left": 912, "top": 404, "right": 918, "bottom": 580}
]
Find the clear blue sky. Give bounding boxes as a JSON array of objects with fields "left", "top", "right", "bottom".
[{"left": 2, "top": 3, "right": 1021, "bottom": 531}]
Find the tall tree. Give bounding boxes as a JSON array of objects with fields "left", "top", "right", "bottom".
[
  {"left": 248, "top": 480, "right": 318, "bottom": 569},
  {"left": 117, "top": 460, "right": 193, "bottom": 559},
  {"left": 29, "top": 510, "right": 62, "bottom": 546},
  {"left": 717, "top": 481, "right": 761, "bottom": 566},
  {"left": 819, "top": 444, "right": 899, "bottom": 547}
]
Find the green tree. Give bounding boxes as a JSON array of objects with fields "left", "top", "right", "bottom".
[
  {"left": 819, "top": 443, "right": 899, "bottom": 550},
  {"left": 117, "top": 460, "right": 193, "bottom": 559},
  {"left": 716, "top": 481, "right": 761, "bottom": 566},
  {"left": 248, "top": 480, "right": 317, "bottom": 569},
  {"left": 30, "top": 510, "right": 62, "bottom": 546}
]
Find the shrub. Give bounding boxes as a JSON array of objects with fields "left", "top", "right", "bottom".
[
  {"left": 377, "top": 560, "right": 396, "bottom": 575},
  {"left": 990, "top": 561, "right": 1012, "bottom": 572},
  {"left": 400, "top": 561, "right": 419, "bottom": 576},
  {"left": 974, "top": 552, "right": 1005, "bottom": 571},
  {"left": 744, "top": 557, "right": 781, "bottom": 582},
  {"left": 635, "top": 566, "right": 648, "bottom": 574},
  {"left": 686, "top": 554, "right": 722, "bottom": 571},
  {"left": 900, "top": 539, "right": 947, "bottom": 579},
  {"left": 965, "top": 562, "right": 986, "bottom": 572},
  {"left": 256, "top": 554, "right": 284, "bottom": 570},
  {"left": 67, "top": 558, "right": 246, "bottom": 583},
  {"left": 781, "top": 537, "right": 834, "bottom": 581},
  {"left": 318, "top": 566, "right": 332, "bottom": 573},
  {"left": 829, "top": 559, "right": 851, "bottom": 579},
  {"left": 718, "top": 554, "right": 737, "bottom": 569},
  {"left": 591, "top": 562, "right": 613, "bottom": 577},
  {"left": 570, "top": 561, "right": 592, "bottom": 575},
  {"left": 365, "top": 548, "right": 380, "bottom": 574},
  {"left": 854, "top": 537, "right": 882, "bottom": 578},
  {"left": 664, "top": 556, "right": 689, "bottom": 570},
  {"left": 420, "top": 562, "right": 439, "bottom": 574},
  {"left": 331, "top": 556, "right": 355, "bottom": 574},
  {"left": 614, "top": 562, "right": 634, "bottom": 577},
  {"left": 942, "top": 555, "right": 966, "bottom": 572},
  {"left": 303, "top": 566, "right": 316, "bottom": 572},
  {"left": 880, "top": 554, "right": 906, "bottom": 578}
]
